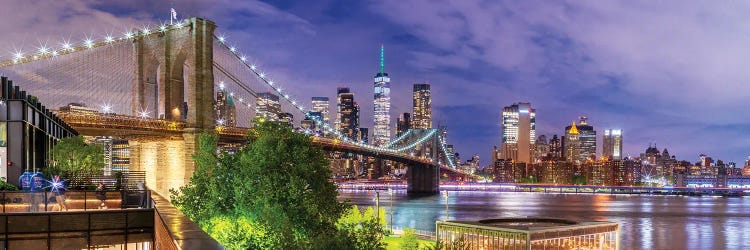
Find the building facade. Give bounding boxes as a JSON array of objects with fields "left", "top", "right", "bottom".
[
  {"left": 214, "top": 88, "right": 237, "bottom": 126},
  {"left": 603, "top": 129, "right": 623, "bottom": 160},
  {"left": 1, "top": 77, "right": 78, "bottom": 185},
  {"left": 337, "top": 88, "right": 359, "bottom": 140},
  {"left": 311, "top": 96, "right": 330, "bottom": 128},
  {"left": 396, "top": 112, "right": 411, "bottom": 137},
  {"left": 412, "top": 83, "right": 431, "bottom": 129},
  {"left": 256, "top": 92, "right": 281, "bottom": 121},
  {"left": 501, "top": 103, "right": 536, "bottom": 163},
  {"left": 373, "top": 45, "right": 391, "bottom": 146},
  {"left": 564, "top": 117, "right": 596, "bottom": 163}
]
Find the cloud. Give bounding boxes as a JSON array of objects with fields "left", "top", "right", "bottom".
[{"left": 372, "top": 0, "right": 750, "bottom": 162}]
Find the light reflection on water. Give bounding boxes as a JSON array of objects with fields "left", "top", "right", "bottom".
[{"left": 338, "top": 190, "right": 750, "bottom": 250}]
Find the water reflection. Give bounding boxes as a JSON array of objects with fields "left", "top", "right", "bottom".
[{"left": 338, "top": 190, "right": 750, "bottom": 249}]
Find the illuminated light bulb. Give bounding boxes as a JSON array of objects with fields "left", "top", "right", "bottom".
[
  {"left": 229, "top": 46, "right": 236, "bottom": 52},
  {"left": 259, "top": 73, "right": 265, "bottom": 78},
  {"left": 218, "top": 36, "right": 225, "bottom": 43},
  {"left": 142, "top": 27, "right": 150, "bottom": 34},
  {"left": 125, "top": 31, "right": 133, "bottom": 39},
  {"left": 51, "top": 51, "right": 58, "bottom": 56},
  {"left": 239, "top": 98, "right": 244, "bottom": 102},
  {"left": 219, "top": 82, "right": 225, "bottom": 89},
  {"left": 105, "top": 35, "right": 114, "bottom": 43},
  {"left": 159, "top": 24, "right": 167, "bottom": 32},
  {"left": 38, "top": 46, "right": 49, "bottom": 54},
  {"left": 229, "top": 92, "right": 234, "bottom": 96},
  {"left": 84, "top": 39, "right": 94, "bottom": 48},
  {"left": 217, "top": 119, "right": 225, "bottom": 125},
  {"left": 240, "top": 56, "right": 246, "bottom": 61},
  {"left": 250, "top": 65, "right": 257, "bottom": 70},
  {"left": 268, "top": 81, "right": 274, "bottom": 86},
  {"left": 62, "top": 42, "right": 72, "bottom": 50}
]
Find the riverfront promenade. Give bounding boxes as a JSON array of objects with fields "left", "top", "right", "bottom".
[{"left": 338, "top": 181, "right": 749, "bottom": 196}]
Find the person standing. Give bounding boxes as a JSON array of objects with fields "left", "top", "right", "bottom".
[
  {"left": 51, "top": 175, "right": 67, "bottom": 211},
  {"left": 95, "top": 183, "right": 107, "bottom": 209}
]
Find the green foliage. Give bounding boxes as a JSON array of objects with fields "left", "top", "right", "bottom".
[
  {"left": 0, "top": 180, "right": 18, "bottom": 191},
  {"left": 336, "top": 205, "right": 386, "bottom": 250},
  {"left": 571, "top": 174, "right": 587, "bottom": 185},
  {"left": 201, "top": 214, "right": 278, "bottom": 250},
  {"left": 48, "top": 136, "right": 104, "bottom": 179},
  {"left": 519, "top": 175, "right": 537, "bottom": 183},
  {"left": 172, "top": 122, "right": 365, "bottom": 249},
  {"left": 400, "top": 228, "right": 419, "bottom": 250}
]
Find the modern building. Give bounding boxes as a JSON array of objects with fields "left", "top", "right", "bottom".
[
  {"left": 533, "top": 135, "right": 549, "bottom": 163},
  {"left": 396, "top": 113, "right": 411, "bottom": 137},
  {"left": 335, "top": 87, "right": 350, "bottom": 131},
  {"left": 337, "top": 88, "right": 359, "bottom": 140},
  {"left": 279, "top": 112, "right": 293, "bottom": 125},
  {"left": 563, "top": 122, "right": 580, "bottom": 163},
  {"left": 412, "top": 83, "right": 431, "bottom": 129},
  {"left": 548, "top": 135, "right": 562, "bottom": 159},
  {"left": 603, "top": 129, "right": 623, "bottom": 160},
  {"left": 564, "top": 117, "right": 596, "bottom": 163},
  {"left": 256, "top": 92, "right": 281, "bottom": 121},
  {"left": 93, "top": 136, "right": 130, "bottom": 175},
  {"left": 1, "top": 77, "right": 78, "bottom": 185},
  {"left": 373, "top": 45, "right": 391, "bottom": 146},
  {"left": 214, "top": 88, "right": 236, "bottom": 126},
  {"left": 500, "top": 103, "right": 536, "bottom": 163},
  {"left": 358, "top": 127, "right": 369, "bottom": 144},
  {"left": 436, "top": 218, "right": 619, "bottom": 249},
  {"left": 311, "top": 97, "right": 330, "bottom": 126}
]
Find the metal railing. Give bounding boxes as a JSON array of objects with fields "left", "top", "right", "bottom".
[
  {"left": 0, "top": 190, "right": 151, "bottom": 213},
  {"left": 390, "top": 225, "right": 437, "bottom": 240}
]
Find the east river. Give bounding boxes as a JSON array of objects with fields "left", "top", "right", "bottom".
[{"left": 339, "top": 190, "right": 750, "bottom": 249}]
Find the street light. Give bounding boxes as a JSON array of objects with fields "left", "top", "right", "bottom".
[
  {"left": 374, "top": 191, "right": 380, "bottom": 224},
  {"left": 388, "top": 188, "right": 394, "bottom": 232},
  {"left": 442, "top": 190, "right": 449, "bottom": 220}
]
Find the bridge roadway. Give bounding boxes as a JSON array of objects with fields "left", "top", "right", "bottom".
[{"left": 53, "top": 111, "right": 443, "bottom": 168}]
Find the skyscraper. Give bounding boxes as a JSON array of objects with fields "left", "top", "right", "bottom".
[
  {"left": 603, "top": 129, "right": 623, "bottom": 160},
  {"left": 500, "top": 103, "right": 536, "bottom": 163},
  {"left": 256, "top": 92, "right": 281, "bottom": 121},
  {"left": 564, "top": 117, "right": 596, "bottom": 162},
  {"left": 373, "top": 45, "right": 391, "bottom": 146},
  {"left": 396, "top": 113, "right": 411, "bottom": 136},
  {"left": 412, "top": 83, "right": 431, "bottom": 129},
  {"left": 335, "top": 87, "right": 350, "bottom": 131},
  {"left": 564, "top": 122, "right": 580, "bottom": 162},
  {"left": 549, "top": 135, "right": 562, "bottom": 159},
  {"left": 337, "top": 88, "right": 359, "bottom": 140},
  {"left": 214, "top": 88, "right": 237, "bottom": 126},
  {"left": 358, "top": 127, "right": 369, "bottom": 144},
  {"left": 311, "top": 97, "right": 330, "bottom": 125}
]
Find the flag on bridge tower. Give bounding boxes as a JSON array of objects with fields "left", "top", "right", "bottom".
[{"left": 170, "top": 8, "right": 177, "bottom": 24}]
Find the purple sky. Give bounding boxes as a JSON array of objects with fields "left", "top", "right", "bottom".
[{"left": 1, "top": 0, "right": 749, "bottom": 165}]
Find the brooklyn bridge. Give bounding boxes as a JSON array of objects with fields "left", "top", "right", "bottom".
[{"left": 0, "top": 17, "right": 469, "bottom": 196}]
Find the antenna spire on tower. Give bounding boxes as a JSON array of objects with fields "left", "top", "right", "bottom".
[{"left": 379, "top": 44, "right": 385, "bottom": 74}]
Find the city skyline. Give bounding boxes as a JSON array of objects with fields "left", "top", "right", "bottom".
[{"left": 0, "top": 1, "right": 748, "bottom": 165}]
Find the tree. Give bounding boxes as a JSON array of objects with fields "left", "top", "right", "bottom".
[
  {"left": 233, "top": 121, "right": 347, "bottom": 248},
  {"left": 172, "top": 121, "right": 361, "bottom": 249},
  {"left": 336, "top": 205, "right": 386, "bottom": 250},
  {"left": 400, "top": 228, "right": 420, "bottom": 250},
  {"left": 48, "top": 136, "right": 104, "bottom": 179}
]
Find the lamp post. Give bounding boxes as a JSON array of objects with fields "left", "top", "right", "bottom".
[
  {"left": 375, "top": 191, "right": 380, "bottom": 223},
  {"left": 388, "top": 188, "right": 394, "bottom": 232},
  {"left": 442, "top": 190, "right": 449, "bottom": 220}
]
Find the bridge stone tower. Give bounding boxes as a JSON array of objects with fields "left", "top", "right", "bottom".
[{"left": 129, "top": 18, "right": 216, "bottom": 197}]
